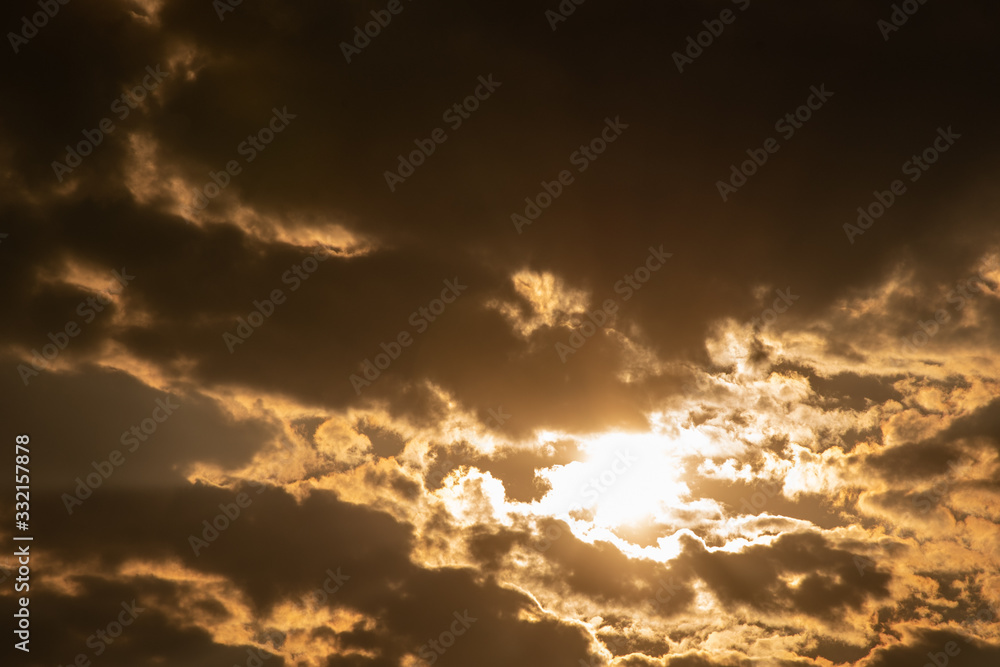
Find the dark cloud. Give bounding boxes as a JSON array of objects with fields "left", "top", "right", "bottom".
[
  {"left": 676, "top": 532, "right": 891, "bottom": 617},
  {"left": 425, "top": 439, "right": 581, "bottom": 502},
  {"left": 5, "top": 573, "right": 285, "bottom": 667},
  {"left": 0, "top": 357, "right": 277, "bottom": 491},
  {"left": 865, "top": 630, "right": 1000, "bottom": 667},
  {"left": 2, "top": 485, "right": 598, "bottom": 665}
]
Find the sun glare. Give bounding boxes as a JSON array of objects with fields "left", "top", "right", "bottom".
[{"left": 534, "top": 431, "right": 693, "bottom": 529}]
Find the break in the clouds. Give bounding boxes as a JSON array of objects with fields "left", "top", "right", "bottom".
[{"left": 1, "top": 0, "right": 999, "bottom": 665}]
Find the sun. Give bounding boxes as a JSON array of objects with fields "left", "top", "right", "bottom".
[{"left": 533, "top": 431, "right": 694, "bottom": 529}]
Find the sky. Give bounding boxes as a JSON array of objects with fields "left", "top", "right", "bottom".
[{"left": 2, "top": 1, "right": 1000, "bottom": 666}]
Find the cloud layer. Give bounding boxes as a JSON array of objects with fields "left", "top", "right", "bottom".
[{"left": 2, "top": 1, "right": 1000, "bottom": 665}]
